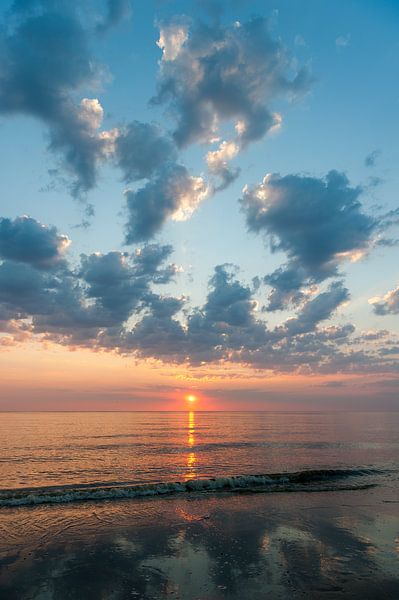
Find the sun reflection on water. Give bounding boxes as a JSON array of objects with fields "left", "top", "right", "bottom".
[{"left": 186, "top": 411, "right": 196, "bottom": 480}]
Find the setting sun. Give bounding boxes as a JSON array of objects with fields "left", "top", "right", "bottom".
[{"left": 186, "top": 394, "right": 197, "bottom": 404}]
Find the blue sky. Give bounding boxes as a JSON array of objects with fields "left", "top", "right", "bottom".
[{"left": 0, "top": 0, "right": 398, "bottom": 408}]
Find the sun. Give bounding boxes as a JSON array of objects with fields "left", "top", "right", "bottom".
[{"left": 185, "top": 394, "right": 197, "bottom": 404}]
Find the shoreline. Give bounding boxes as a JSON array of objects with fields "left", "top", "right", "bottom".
[{"left": 1, "top": 483, "right": 398, "bottom": 599}]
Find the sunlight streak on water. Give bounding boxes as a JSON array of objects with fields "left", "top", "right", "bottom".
[{"left": 186, "top": 411, "right": 197, "bottom": 480}]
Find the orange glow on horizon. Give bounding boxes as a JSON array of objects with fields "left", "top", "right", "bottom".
[{"left": 0, "top": 341, "right": 389, "bottom": 411}]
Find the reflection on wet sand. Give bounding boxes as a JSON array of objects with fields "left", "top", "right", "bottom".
[
  {"left": 1, "top": 485, "right": 399, "bottom": 599},
  {"left": 185, "top": 411, "right": 196, "bottom": 480}
]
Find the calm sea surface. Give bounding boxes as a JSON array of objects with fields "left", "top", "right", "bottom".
[{"left": 1, "top": 411, "right": 398, "bottom": 498}]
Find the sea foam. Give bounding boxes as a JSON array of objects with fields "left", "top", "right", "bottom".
[{"left": 0, "top": 468, "right": 377, "bottom": 507}]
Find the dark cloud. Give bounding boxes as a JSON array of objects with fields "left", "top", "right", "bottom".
[
  {"left": 124, "top": 164, "right": 208, "bottom": 243},
  {"left": 128, "top": 264, "right": 269, "bottom": 364},
  {"left": 263, "top": 265, "right": 308, "bottom": 311},
  {"left": 0, "top": 2, "right": 115, "bottom": 195},
  {"left": 96, "top": 0, "right": 132, "bottom": 34},
  {"left": 241, "top": 170, "right": 376, "bottom": 309},
  {"left": 153, "top": 16, "right": 311, "bottom": 148},
  {"left": 0, "top": 216, "right": 70, "bottom": 269},
  {"left": 0, "top": 215, "right": 181, "bottom": 345},
  {"left": 132, "top": 244, "right": 178, "bottom": 283},
  {"left": 146, "top": 294, "right": 185, "bottom": 318},
  {"left": 204, "top": 265, "right": 256, "bottom": 327},
  {"left": 79, "top": 245, "right": 179, "bottom": 324},
  {"left": 124, "top": 309, "right": 187, "bottom": 360},
  {"left": 0, "top": 10, "right": 93, "bottom": 113},
  {"left": 115, "top": 121, "right": 177, "bottom": 183},
  {"left": 0, "top": 260, "right": 61, "bottom": 317},
  {"left": 282, "top": 282, "right": 349, "bottom": 336},
  {"left": 0, "top": 257, "right": 103, "bottom": 347},
  {"left": 114, "top": 120, "right": 210, "bottom": 240},
  {"left": 80, "top": 252, "right": 146, "bottom": 323}
]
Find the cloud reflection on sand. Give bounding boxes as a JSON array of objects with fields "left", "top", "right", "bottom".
[{"left": 1, "top": 485, "right": 399, "bottom": 599}]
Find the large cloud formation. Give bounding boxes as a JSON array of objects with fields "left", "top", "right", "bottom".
[
  {"left": 153, "top": 15, "right": 311, "bottom": 193},
  {"left": 153, "top": 16, "right": 311, "bottom": 148},
  {"left": 119, "top": 13, "right": 311, "bottom": 241},
  {"left": 0, "top": 216, "right": 397, "bottom": 374},
  {"left": 0, "top": 1, "right": 117, "bottom": 195},
  {"left": 0, "top": 215, "right": 180, "bottom": 344},
  {"left": 110, "top": 265, "right": 395, "bottom": 373},
  {"left": 240, "top": 170, "right": 376, "bottom": 310}
]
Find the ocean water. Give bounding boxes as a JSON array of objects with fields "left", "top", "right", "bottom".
[
  {"left": 1, "top": 411, "right": 399, "bottom": 599},
  {"left": 1, "top": 411, "right": 398, "bottom": 505}
]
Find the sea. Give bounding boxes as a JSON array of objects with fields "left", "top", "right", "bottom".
[
  {"left": 1, "top": 411, "right": 398, "bottom": 505},
  {"left": 1, "top": 411, "right": 399, "bottom": 599}
]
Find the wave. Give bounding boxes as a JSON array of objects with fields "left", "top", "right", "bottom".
[{"left": 0, "top": 468, "right": 378, "bottom": 508}]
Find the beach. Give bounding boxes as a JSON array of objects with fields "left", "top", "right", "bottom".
[{"left": 1, "top": 482, "right": 399, "bottom": 599}]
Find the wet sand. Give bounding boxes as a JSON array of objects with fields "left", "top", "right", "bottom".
[{"left": 1, "top": 483, "right": 399, "bottom": 599}]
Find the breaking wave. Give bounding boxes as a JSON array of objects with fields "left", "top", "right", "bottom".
[{"left": 0, "top": 468, "right": 378, "bottom": 507}]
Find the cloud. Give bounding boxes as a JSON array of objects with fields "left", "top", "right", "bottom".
[
  {"left": 0, "top": 215, "right": 398, "bottom": 376},
  {"left": 294, "top": 34, "right": 306, "bottom": 47},
  {"left": 126, "top": 264, "right": 393, "bottom": 374},
  {"left": 282, "top": 282, "right": 349, "bottom": 335},
  {"left": 240, "top": 170, "right": 375, "bottom": 309},
  {"left": 203, "top": 264, "right": 257, "bottom": 327},
  {"left": 128, "top": 264, "right": 269, "bottom": 363},
  {"left": 156, "top": 18, "right": 189, "bottom": 62},
  {"left": 96, "top": 0, "right": 132, "bottom": 34},
  {"left": 114, "top": 120, "right": 210, "bottom": 240},
  {"left": 206, "top": 140, "right": 240, "bottom": 191},
  {"left": 0, "top": 216, "right": 70, "bottom": 269},
  {"left": 0, "top": 214, "right": 181, "bottom": 345},
  {"left": 364, "top": 149, "right": 381, "bottom": 168},
  {"left": 0, "top": 260, "right": 61, "bottom": 317},
  {"left": 124, "top": 164, "right": 209, "bottom": 243},
  {"left": 263, "top": 265, "right": 309, "bottom": 312},
  {"left": 153, "top": 16, "right": 311, "bottom": 148},
  {"left": 335, "top": 34, "right": 350, "bottom": 48},
  {"left": 0, "top": 2, "right": 116, "bottom": 195},
  {"left": 133, "top": 244, "right": 179, "bottom": 283},
  {"left": 78, "top": 244, "right": 180, "bottom": 325},
  {"left": 318, "top": 380, "right": 347, "bottom": 388},
  {"left": 80, "top": 252, "right": 146, "bottom": 323},
  {"left": 115, "top": 121, "right": 178, "bottom": 183},
  {"left": 152, "top": 12, "right": 311, "bottom": 196},
  {"left": 369, "top": 285, "right": 399, "bottom": 315}
]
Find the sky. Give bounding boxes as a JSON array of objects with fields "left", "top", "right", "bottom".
[{"left": 0, "top": 0, "right": 398, "bottom": 411}]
